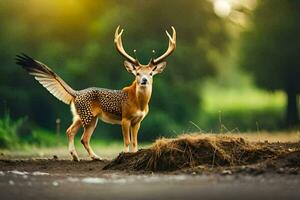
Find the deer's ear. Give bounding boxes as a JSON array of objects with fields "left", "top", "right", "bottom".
[
  {"left": 124, "top": 60, "right": 137, "bottom": 75},
  {"left": 152, "top": 61, "right": 167, "bottom": 75}
]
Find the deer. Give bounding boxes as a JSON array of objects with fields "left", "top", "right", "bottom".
[{"left": 16, "top": 26, "right": 176, "bottom": 161}]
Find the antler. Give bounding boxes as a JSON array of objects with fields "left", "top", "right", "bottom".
[
  {"left": 153, "top": 26, "right": 176, "bottom": 64},
  {"left": 114, "top": 26, "right": 139, "bottom": 65}
]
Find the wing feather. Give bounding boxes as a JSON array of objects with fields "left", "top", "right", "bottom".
[{"left": 16, "top": 54, "right": 76, "bottom": 104}]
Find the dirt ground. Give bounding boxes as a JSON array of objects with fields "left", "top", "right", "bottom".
[{"left": 0, "top": 135, "right": 300, "bottom": 200}]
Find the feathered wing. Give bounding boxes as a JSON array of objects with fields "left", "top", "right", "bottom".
[{"left": 16, "top": 54, "right": 76, "bottom": 104}]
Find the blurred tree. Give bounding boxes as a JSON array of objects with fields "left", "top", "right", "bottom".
[{"left": 240, "top": 0, "right": 300, "bottom": 127}]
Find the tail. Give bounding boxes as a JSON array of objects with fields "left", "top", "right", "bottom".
[{"left": 16, "top": 54, "right": 76, "bottom": 105}]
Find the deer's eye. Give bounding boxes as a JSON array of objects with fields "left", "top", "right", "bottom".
[
  {"left": 136, "top": 73, "right": 140, "bottom": 76},
  {"left": 150, "top": 72, "right": 153, "bottom": 76}
]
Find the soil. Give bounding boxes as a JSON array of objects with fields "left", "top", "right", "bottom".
[
  {"left": 104, "top": 135, "right": 300, "bottom": 174},
  {"left": 1, "top": 135, "right": 299, "bottom": 176},
  {"left": 0, "top": 135, "right": 300, "bottom": 200}
]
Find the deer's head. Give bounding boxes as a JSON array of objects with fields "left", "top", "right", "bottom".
[{"left": 114, "top": 26, "right": 176, "bottom": 88}]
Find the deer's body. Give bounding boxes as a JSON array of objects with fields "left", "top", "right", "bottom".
[
  {"left": 72, "top": 81, "right": 151, "bottom": 131},
  {"left": 16, "top": 26, "right": 175, "bottom": 161},
  {"left": 73, "top": 87, "right": 128, "bottom": 126}
]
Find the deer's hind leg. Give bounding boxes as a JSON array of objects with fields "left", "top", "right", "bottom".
[
  {"left": 66, "top": 117, "right": 82, "bottom": 161},
  {"left": 81, "top": 117, "right": 102, "bottom": 161}
]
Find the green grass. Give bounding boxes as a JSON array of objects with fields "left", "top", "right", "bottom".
[
  {"left": 198, "top": 83, "right": 286, "bottom": 132},
  {"left": 0, "top": 113, "right": 24, "bottom": 148},
  {"left": 23, "top": 129, "right": 65, "bottom": 147},
  {"left": 202, "top": 84, "right": 285, "bottom": 112}
]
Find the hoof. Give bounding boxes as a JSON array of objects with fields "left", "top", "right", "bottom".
[
  {"left": 131, "top": 148, "right": 138, "bottom": 153},
  {"left": 91, "top": 155, "right": 103, "bottom": 161},
  {"left": 72, "top": 156, "right": 80, "bottom": 162},
  {"left": 70, "top": 152, "right": 80, "bottom": 162},
  {"left": 123, "top": 146, "right": 130, "bottom": 153}
]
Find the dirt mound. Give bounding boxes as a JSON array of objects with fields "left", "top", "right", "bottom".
[
  {"left": 104, "top": 135, "right": 296, "bottom": 172},
  {"left": 264, "top": 150, "right": 300, "bottom": 169}
]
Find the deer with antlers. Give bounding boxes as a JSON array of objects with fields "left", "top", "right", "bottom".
[{"left": 16, "top": 26, "right": 176, "bottom": 161}]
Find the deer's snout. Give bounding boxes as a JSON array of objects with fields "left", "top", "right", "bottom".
[{"left": 140, "top": 77, "right": 148, "bottom": 85}]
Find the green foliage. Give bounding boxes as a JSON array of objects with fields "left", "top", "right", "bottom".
[
  {"left": 0, "top": 113, "right": 23, "bottom": 148},
  {"left": 197, "top": 83, "right": 286, "bottom": 132},
  {"left": 199, "top": 107, "right": 284, "bottom": 133},
  {"left": 24, "top": 129, "right": 64, "bottom": 147},
  {"left": 240, "top": 0, "right": 300, "bottom": 126},
  {"left": 241, "top": 0, "right": 300, "bottom": 92},
  {"left": 0, "top": 112, "right": 65, "bottom": 148}
]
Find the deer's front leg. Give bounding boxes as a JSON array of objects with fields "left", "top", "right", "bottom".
[
  {"left": 121, "top": 119, "right": 131, "bottom": 153},
  {"left": 131, "top": 122, "right": 141, "bottom": 152}
]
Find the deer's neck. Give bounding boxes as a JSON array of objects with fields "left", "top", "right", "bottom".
[{"left": 130, "top": 81, "right": 152, "bottom": 110}]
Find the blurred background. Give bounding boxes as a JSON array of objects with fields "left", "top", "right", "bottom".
[{"left": 0, "top": 0, "right": 299, "bottom": 148}]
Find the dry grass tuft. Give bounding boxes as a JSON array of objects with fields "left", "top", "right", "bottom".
[{"left": 104, "top": 134, "right": 293, "bottom": 172}]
